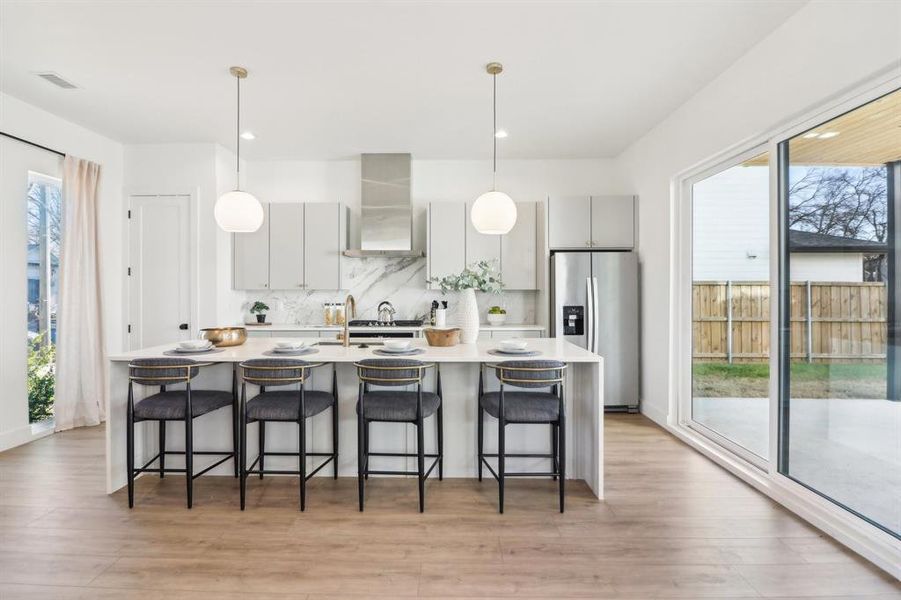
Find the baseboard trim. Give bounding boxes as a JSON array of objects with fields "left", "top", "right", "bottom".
[
  {"left": 0, "top": 425, "right": 34, "bottom": 453},
  {"left": 663, "top": 419, "right": 901, "bottom": 580}
]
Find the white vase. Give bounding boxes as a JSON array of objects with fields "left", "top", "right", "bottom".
[{"left": 457, "top": 288, "right": 480, "bottom": 343}]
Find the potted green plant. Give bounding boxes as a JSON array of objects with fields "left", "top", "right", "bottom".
[
  {"left": 487, "top": 305, "right": 507, "bottom": 325},
  {"left": 250, "top": 301, "right": 270, "bottom": 324},
  {"left": 427, "top": 261, "right": 503, "bottom": 343}
]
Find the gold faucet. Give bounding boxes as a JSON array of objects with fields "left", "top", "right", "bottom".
[{"left": 342, "top": 294, "right": 356, "bottom": 347}]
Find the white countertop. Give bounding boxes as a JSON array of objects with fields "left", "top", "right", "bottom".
[
  {"left": 109, "top": 337, "right": 598, "bottom": 363},
  {"left": 241, "top": 323, "right": 546, "bottom": 332}
]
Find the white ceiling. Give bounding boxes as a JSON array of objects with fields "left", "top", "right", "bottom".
[{"left": 0, "top": 1, "right": 804, "bottom": 160}]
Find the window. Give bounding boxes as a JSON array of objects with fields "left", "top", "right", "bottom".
[
  {"left": 779, "top": 89, "right": 900, "bottom": 538},
  {"left": 26, "top": 171, "right": 61, "bottom": 424},
  {"left": 691, "top": 151, "right": 770, "bottom": 461}
]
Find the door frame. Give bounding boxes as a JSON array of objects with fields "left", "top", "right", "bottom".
[
  {"left": 125, "top": 190, "right": 199, "bottom": 350},
  {"left": 669, "top": 70, "right": 901, "bottom": 576}
]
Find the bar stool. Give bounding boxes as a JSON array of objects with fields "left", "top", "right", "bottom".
[
  {"left": 126, "top": 358, "right": 238, "bottom": 509},
  {"left": 239, "top": 359, "right": 338, "bottom": 511},
  {"left": 478, "top": 360, "right": 567, "bottom": 513},
  {"left": 354, "top": 359, "right": 443, "bottom": 512}
]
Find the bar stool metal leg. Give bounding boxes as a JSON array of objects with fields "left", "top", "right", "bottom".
[
  {"left": 363, "top": 419, "right": 370, "bottom": 480},
  {"left": 240, "top": 382, "right": 248, "bottom": 511},
  {"left": 232, "top": 365, "right": 239, "bottom": 478},
  {"left": 258, "top": 420, "right": 265, "bottom": 479},
  {"left": 158, "top": 421, "right": 166, "bottom": 478},
  {"left": 185, "top": 384, "right": 194, "bottom": 509},
  {"left": 299, "top": 415, "right": 307, "bottom": 512},
  {"left": 127, "top": 385, "right": 135, "bottom": 508},
  {"left": 417, "top": 411, "right": 425, "bottom": 513},
  {"left": 357, "top": 382, "right": 365, "bottom": 512},
  {"left": 559, "top": 385, "right": 566, "bottom": 513},
  {"left": 551, "top": 424, "right": 558, "bottom": 481},
  {"left": 477, "top": 371, "right": 484, "bottom": 482},
  {"left": 498, "top": 388, "right": 505, "bottom": 515},
  {"left": 332, "top": 369, "right": 339, "bottom": 479}
]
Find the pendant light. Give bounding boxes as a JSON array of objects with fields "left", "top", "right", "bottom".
[
  {"left": 214, "top": 66, "right": 264, "bottom": 233},
  {"left": 470, "top": 62, "right": 516, "bottom": 235}
]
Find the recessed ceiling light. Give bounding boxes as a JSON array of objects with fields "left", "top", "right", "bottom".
[
  {"left": 802, "top": 132, "right": 820, "bottom": 139},
  {"left": 240, "top": 131, "right": 256, "bottom": 140},
  {"left": 494, "top": 130, "right": 508, "bottom": 138},
  {"left": 818, "top": 131, "right": 840, "bottom": 139}
]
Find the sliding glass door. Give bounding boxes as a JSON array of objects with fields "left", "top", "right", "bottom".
[
  {"left": 691, "top": 151, "right": 770, "bottom": 462},
  {"left": 779, "top": 89, "right": 900, "bottom": 538}
]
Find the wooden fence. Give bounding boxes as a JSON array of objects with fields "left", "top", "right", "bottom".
[{"left": 693, "top": 281, "right": 887, "bottom": 363}]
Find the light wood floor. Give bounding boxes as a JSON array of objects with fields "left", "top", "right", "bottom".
[{"left": 0, "top": 415, "right": 897, "bottom": 599}]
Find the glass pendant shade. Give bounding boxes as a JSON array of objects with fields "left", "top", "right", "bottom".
[
  {"left": 471, "top": 190, "right": 517, "bottom": 234},
  {"left": 215, "top": 190, "right": 264, "bottom": 232}
]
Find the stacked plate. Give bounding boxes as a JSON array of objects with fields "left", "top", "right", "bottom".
[
  {"left": 376, "top": 339, "right": 420, "bottom": 355},
  {"left": 173, "top": 340, "right": 215, "bottom": 354},
  {"left": 491, "top": 339, "right": 535, "bottom": 356},
  {"left": 271, "top": 340, "right": 316, "bottom": 355}
]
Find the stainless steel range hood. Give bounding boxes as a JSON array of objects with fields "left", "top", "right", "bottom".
[{"left": 343, "top": 153, "right": 425, "bottom": 258}]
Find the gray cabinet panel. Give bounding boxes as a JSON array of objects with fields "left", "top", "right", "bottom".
[
  {"left": 304, "top": 203, "right": 343, "bottom": 290},
  {"left": 233, "top": 204, "right": 270, "bottom": 290},
  {"left": 428, "top": 203, "right": 466, "bottom": 289},
  {"left": 590, "top": 195, "right": 635, "bottom": 249},
  {"left": 548, "top": 196, "right": 591, "bottom": 249},
  {"left": 501, "top": 202, "right": 537, "bottom": 289},
  {"left": 269, "top": 203, "right": 304, "bottom": 290},
  {"left": 465, "top": 201, "right": 501, "bottom": 267}
]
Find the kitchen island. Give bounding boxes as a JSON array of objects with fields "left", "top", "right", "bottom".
[{"left": 106, "top": 338, "right": 604, "bottom": 498}]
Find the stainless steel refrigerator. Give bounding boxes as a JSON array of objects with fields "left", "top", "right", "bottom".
[{"left": 550, "top": 251, "right": 639, "bottom": 411}]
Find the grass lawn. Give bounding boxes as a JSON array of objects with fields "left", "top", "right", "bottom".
[{"left": 692, "top": 362, "right": 887, "bottom": 399}]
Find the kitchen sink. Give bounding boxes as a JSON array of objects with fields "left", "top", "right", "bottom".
[{"left": 318, "top": 340, "right": 385, "bottom": 346}]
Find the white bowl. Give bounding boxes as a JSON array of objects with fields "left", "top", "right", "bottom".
[
  {"left": 383, "top": 339, "right": 412, "bottom": 351},
  {"left": 179, "top": 339, "right": 212, "bottom": 350},
  {"left": 486, "top": 313, "right": 507, "bottom": 325},
  {"left": 275, "top": 340, "right": 306, "bottom": 350},
  {"left": 499, "top": 339, "right": 528, "bottom": 352}
]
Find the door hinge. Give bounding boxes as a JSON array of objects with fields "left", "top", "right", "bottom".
[
  {"left": 127, "top": 267, "right": 131, "bottom": 276},
  {"left": 127, "top": 324, "right": 132, "bottom": 334},
  {"left": 127, "top": 210, "right": 131, "bottom": 219}
]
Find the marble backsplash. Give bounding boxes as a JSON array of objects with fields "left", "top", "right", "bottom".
[{"left": 240, "top": 256, "right": 537, "bottom": 325}]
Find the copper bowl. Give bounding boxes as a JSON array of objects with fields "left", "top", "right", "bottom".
[{"left": 200, "top": 327, "right": 247, "bottom": 347}]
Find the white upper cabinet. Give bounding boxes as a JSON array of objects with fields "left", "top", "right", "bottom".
[
  {"left": 304, "top": 203, "right": 345, "bottom": 290},
  {"left": 428, "top": 202, "right": 466, "bottom": 289},
  {"left": 501, "top": 201, "right": 537, "bottom": 290},
  {"left": 548, "top": 195, "right": 635, "bottom": 249},
  {"left": 465, "top": 200, "right": 501, "bottom": 266},
  {"left": 269, "top": 203, "right": 304, "bottom": 290},
  {"left": 590, "top": 195, "right": 635, "bottom": 249},
  {"left": 428, "top": 201, "right": 537, "bottom": 291},
  {"left": 548, "top": 196, "right": 592, "bottom": 249},
  {"left": 234, "top": 202, "right": 346, "bottom": 290},
  {"left": 233, "top": 203, "right": 270, "bottom": 290}
]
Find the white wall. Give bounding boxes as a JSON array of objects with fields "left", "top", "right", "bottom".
[
  {"left": 790, "top": 253, "right": 864, "bottom": 283},
  {"left": 123, "top": 143, "right": 242, "bottom": 330},
  {"left": 615, "top": 0, "right": 901, "bottom": 425},
  {"left": 0, "top": 92, "right": 124, "bottom": 449},
  {"left": 692, "top": 165, "right": 770, "bottom": 281}
]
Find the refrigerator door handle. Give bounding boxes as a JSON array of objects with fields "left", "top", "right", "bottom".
[
  {"left": 585, "top": 276, "right": 595, "bottom": 353},
  {"left": 592, "top": 277, "right": 600, "bottom": 355}
]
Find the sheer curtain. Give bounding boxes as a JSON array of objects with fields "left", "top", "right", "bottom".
[{"left": 55, "top": 156, "right": 106, "bottom": 431}]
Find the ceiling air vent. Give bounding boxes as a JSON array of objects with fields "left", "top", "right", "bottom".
[{"left": 34, "top": 72, "right": 78, "bottom": 89}]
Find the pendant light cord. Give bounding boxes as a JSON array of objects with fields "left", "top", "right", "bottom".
[
  {"left": 236, "top": 74, "right": 241, "bottom": 189},
  {"left": 492, "top": 72, "right": 497, "bottom": 191}
]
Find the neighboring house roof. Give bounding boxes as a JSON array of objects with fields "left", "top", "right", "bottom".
[{"left": 789, "top": 229, "right": 887, "bottom": 253}]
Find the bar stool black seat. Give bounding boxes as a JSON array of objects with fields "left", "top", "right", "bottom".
[
  {"left": 239, "top": 358, "right": 338, "bottom": 511},
  {"left": 355, "top": 359, "right": 443, "bottom": 512},
  {"left": 126, "top": 357, "right": 239, "bottom": 509},
  {"left": 478, "top": 360, "right": 567, "bottom": 513}
]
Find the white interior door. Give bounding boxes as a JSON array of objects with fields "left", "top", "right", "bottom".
[{"left": 128, "top": 194, "right": 191, "bottom": 349}]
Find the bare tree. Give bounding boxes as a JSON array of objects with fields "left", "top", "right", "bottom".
[{"left": 789, "top": 166, "right": 887, "bottom": 281}]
